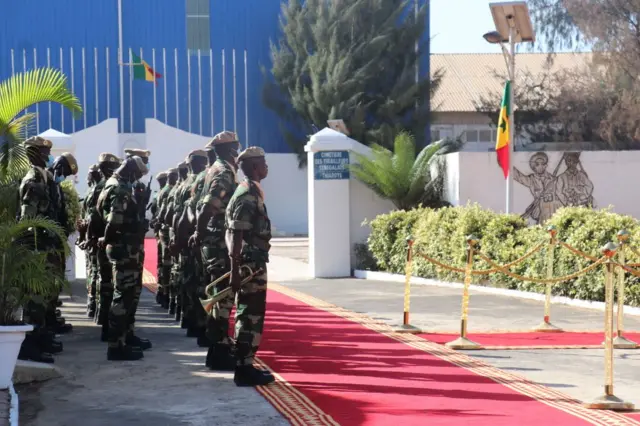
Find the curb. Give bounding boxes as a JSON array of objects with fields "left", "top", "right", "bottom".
[
  {"left": 9, "top": 383, "right": 18, "bottom": 426},
  {"left": 353, "top": 269, "right": 640, "bottom": 317}
]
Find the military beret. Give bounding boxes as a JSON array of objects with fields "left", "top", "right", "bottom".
[
  {"left": 186, "top": 149, "right": 208, "bottom": 161},
  {"left": 60, "top": 152, "right": 79, "bottom": 175},
  {"left": 156, "top": 171, "right": 168, "bottom": 180},
  {"left": 237, "top": 146, "right": 266, "bottom": 162},
  {"left": 131, "top": 156, "right": 149, "bottom": 176},
  {"left": 205, "top": 130, "right": 239, "bottom": 148},
  {"left": 177, "top": 161, "right": 189, "bottom": 170},
  {"left": 98, "top": 152, "right": 121, "bottom": 164},
  {"left": 167, "top": 168, "right": 179, "bottom": 175},
  {"left": 88, "top": 163, "right": 100, "bottom": 172},
  {"left": 124, "top": 148, "right": 151, "bottom": 158},
  {"left": 23, "top": 136, "right": 53, "bottom": 149}
]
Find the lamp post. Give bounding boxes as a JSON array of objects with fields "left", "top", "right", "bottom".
[{"left": 483, "top": 2, "right": 535, "bottom": 214}]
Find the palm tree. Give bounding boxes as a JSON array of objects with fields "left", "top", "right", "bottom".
[
  {"left": 350, "top": 131, "right": 461, "bottom": 211},
  {"left": 0, "top": 68, "right": 81, "bottom": 325}
]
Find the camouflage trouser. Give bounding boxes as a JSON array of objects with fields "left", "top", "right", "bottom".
[
  {"left": 159, "top": 229, "right": 172, "bottom": 292},
  {"left": 155, "top": 238, "right": 163, "bottom": 288},
  {"left": 182, "top": 247, "right": 206, "bottom": 329},
  {"left": 97, "top": 247, "right": 114, "bottom": 322},
  {"left": 129, "top": 242, "right": 145, "bottom": 333},
  {"left": 235, "top": 261, "right": 268, "bottom": 366},
  {"left": 107, "top": 242, "right": 141, "bottom": 348},
  {"left": 87, "top": 251, "right": 100, "bottom": 304},
  {"left": 202, "top": 243, "right": 233, "bottom": 345}
]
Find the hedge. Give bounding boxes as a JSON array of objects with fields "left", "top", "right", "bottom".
[{"left": 366, "top": 204, "right": 640, "bottom": 307}]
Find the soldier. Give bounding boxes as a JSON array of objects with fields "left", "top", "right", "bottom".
[
  {"left": 84, "top": 153, "right": 121, "bottom": 341},
  {"left": 154, "top": 168, "right": 179, "bottom": 308},
  {"left": 226, "top": 146, "right": 274, "bottom": 386},
  {"left": 150, "top": 171, "right": 168, "bottom": 304},
  {"left": 122, "top": 149, "right": 152, "bottom": 349},
  {"left": 79, "top": 164, "right": 102, "bottom": 317},
  {"left": 47, "top": 152, "right": 79, "bottom": 333},
  {"left": 172, "top": 150, "right": 209, "bottom": 339},
  {"left": 189, "top": 131, "right": 240, "bottom": 370},
  {"left": 17, "top": 136, "right": 61, "bottom": 363},
  {"left": 161, "top": 161, "right": 189, "bottom": 318},
  {"left": 97, "top": 156, "right": 148, "bottom": 361}
]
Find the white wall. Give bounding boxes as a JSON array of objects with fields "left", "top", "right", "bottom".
[
  {"left": 73, "top": 118, "right": 119, "bottom": 197},
  {"left": 145, "top": 119, "right": 308, "bottom": 235},
  {"left": 444, "top": 150, "right": 640, "bottom": 221}
]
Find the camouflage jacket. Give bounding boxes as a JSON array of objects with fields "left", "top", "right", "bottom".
[
  {"left": 187, "top": 170, "right": 208, "bottom": 214},
  {"left": 81, "top": 184, "right": 95, "bottom": 217},
  {"left": 18, "top": 165, "right": 54, "bottom": 220},
  {"left": 225, "top": 178, "right": 271, "bottom": 261},
  {"left": 84, "top": 179, "right": 108, "bottom": 238},
  {"left": 199, "top": 159, "right": 238, "bottom": 244},
  {"left": 97, "top": 176, "right": 141, "bottom": 243},
  {"left": 172, "top": 174, "right": 197, "bottom": 221}
]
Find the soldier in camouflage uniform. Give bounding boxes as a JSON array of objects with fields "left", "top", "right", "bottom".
[
  {"left": 79, "top": 164, "right": 102, "bottom": 318},
  {"left": 150, "top": 171, "right": 168, "bottom": 305},
  {"left": 154, "top": 168, "right": 178, "bottom": 308},
  {"left": 179, "top": 146, "right": 217, "bottom": 346},
  {"left": 84, "top": 153, "right": 121, "bottom": 342},
  {"left": 17, "top": 136, "right": 62, "bottom": 363},
  {"left": 172, "top": 150, "right": 209, "bottom": 338},
  {"left": 160, "top": 161, "right": 189, "bottom": 318},
  {"left": 226, "top": 146, "right": 274, "bottom": 386},
  {"left": 122, "top": 149, "right": 152, "bottom": 350},
  {"left": 190, "top": 131, "right": 240, "bottom": 370},
  {"left": 97, "top": 156, "right": 148, "bottom": 361}
]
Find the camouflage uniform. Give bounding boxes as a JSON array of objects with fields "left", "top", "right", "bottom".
[
  {"left": 199, "top": 159, "right": 238, "bottom": 345},
  {"left": 163, "top": 167, "right": 187, "bottom": 315},
  {"left": 98, "top": 175, "right": 142, "bottom": 349},
  {"left": 154, "top": 173, "right": 175, "bottom": 302},
  {"left": 81, "top": 174, "right": 100, "bottom": 315},
  {"left": 226, "top": 177, "right": 271, "bottom": 367},
  {"left": 150, "top": 172, "right": 167, "bottom": 296},
  {"left": 129, "top": 177, "right": 151, "bottom": 334}
]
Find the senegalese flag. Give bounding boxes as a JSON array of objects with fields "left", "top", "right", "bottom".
[
  {"left": 495, "top": 81, "right": 511, "bottom": 179},
  {"left": 132, "top": 53, "right": 162, "bottom": 84}
]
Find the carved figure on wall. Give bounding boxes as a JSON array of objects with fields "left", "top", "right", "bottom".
[
  {"left": 514, "top": 152, "right": 564, "bottom": 224},
  {"left": 514, "top": 151, "right": 595, "bottom": 224}
]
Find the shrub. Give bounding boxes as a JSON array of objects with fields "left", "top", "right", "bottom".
[{"left": 366, "top": 205, "right": 640, "bottom": 306}]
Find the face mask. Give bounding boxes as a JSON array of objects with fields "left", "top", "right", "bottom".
[
  {"left": 146, "top": 162, "right": 151, "bottom": 171},
  {"left": 46, "top": 155, "right": 55, "bottom": 168},
  {"left": 55, "top": 175, "right": 65, "bottom": 184}
]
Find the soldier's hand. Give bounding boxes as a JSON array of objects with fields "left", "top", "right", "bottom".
[
  {"left": 97, "top": 237, "right": 106, "bottom": 249},
  {"left": 188, "top": 232, "right": 200, "bottom": 248}
]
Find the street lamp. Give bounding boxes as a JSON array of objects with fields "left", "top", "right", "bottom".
[{"left": 484, "top": 1, "right": 535, "bottom": 215}]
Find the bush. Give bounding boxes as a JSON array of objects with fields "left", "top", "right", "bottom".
[{"left": 366, "top": 204, "right": 640, "bottom": 306}]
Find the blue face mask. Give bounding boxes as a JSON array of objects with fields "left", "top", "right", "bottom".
[
  {"left": 146, "top": 162, "right": 151, "bottom": 171},
  {"left": 55, "top": 175, "right": 65, "bottom": 184},
  {"left": 46, "top": 155, "right": 55, "bottom": 168}
]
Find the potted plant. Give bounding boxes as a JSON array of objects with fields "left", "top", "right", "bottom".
[{"left": 0, "top": 67, "right": 81, "bottom": 388}]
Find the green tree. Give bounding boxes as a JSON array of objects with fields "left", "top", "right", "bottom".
[
  {"left": 0, "top": 68, "right": 81, "bottom": 325},
  {"left": 349, "top": 131, "right": 460, "bottom": 211},
  {"left": 263, "top": 0, "right": 441, "bottom": 165}
]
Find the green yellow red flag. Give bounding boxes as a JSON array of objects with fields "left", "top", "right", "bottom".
[
  {"left": 495, "top": 81, "right": 510, "bottom": 179},
  {"left": 132, "top": 52, "right": 162, "bottom": 84}
]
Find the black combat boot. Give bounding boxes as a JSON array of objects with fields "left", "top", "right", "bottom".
[
  {"left": 206, "top": 343, "right": 236, "bottom": 371},
  {"left": 35, "top": 328, "right": 63, "bottom": 354},
  {"left": 18, "top": 334, "right": 54, "bottom": 364},
  {"left": 107, "top": 344, "right": 144, "bottom": 361},
  {"left": 155, "top": 290, "right": 162, "bottom": 305},
  {"left": 126, "top": 333, "right": 152, "bottom": 351},
  {"left": 234, "top": 365, "right": 275, "bottom": 387},
  {"left": 56, "top": 300, "right": 63, "bottom": 307}
]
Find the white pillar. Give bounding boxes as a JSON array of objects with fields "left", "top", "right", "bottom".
[{"left": 305, "top": 128, "right": 354, "bottom": 278}]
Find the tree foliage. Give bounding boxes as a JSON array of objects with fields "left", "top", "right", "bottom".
[
  {"left": 263, "top": 0, "right": 441, "bottom": 165},
  {"left": 350, "top": 131, "right": 460, "bottom": 211}
]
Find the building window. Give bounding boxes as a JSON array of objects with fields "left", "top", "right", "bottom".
[
  {"left": 187, "top": 0, "right": 210, "bottom": 54},
  {"left": 462, "top": 128, "right": 497, "bottom": 144}
]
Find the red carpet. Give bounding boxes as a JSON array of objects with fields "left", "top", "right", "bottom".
[
  {"left": 418, "top": 332, "right": 640, "bottom": 349},
  {"left": 140, "top": 239, "right": 638, "bottom": 425},
  {"left": 143, "top": 238, "right": 158, "bottom": 278}
]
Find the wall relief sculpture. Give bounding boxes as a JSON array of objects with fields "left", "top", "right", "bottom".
[{"left": 514, "top": 152, "right": 595, "bottom": 224}]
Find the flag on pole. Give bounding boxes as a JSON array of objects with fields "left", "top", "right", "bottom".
[
  {"left": 495, "top": 81, "right": 511, "bottom": 179},
  {"left": 132, "top": 52, "right": 162, "bottom": 84}
]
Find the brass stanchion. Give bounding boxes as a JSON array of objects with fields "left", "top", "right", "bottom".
[
  {"left": 613, "top": 230, "right": 638, "bottom": 349},
  {"left": 584, "top": 243, "right": 635, "bottom": 411},
  {"left": 394, "top": 237, "right": 420, "bottom": 333},
  {"left": 446, "top": 235, "right": 483, "bottom": 350},
  {"left": 533, "top": 225, "right": 563, "bottom": 332}
]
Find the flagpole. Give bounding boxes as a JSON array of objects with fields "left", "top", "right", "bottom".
[
  {"left": 118, "top": 0, "right": 124, "bottom": 133},
  {"left": 506, "top": 25, "right": 516, "bottom": 214}
]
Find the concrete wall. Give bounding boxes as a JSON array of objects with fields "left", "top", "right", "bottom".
[{"left": 443, "top": 150, "right": 640, "bottom": 223}]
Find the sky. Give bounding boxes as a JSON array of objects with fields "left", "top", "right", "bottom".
[{"left": 430, "top": 0, "right": 522, "bottom": 54}]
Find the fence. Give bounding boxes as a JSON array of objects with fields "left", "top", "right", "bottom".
[
  {"left": 402, "top": 227, "right": 639, "bottom": 411},
  {"left": 6, "top": 47, "right": 252, "bottom": 141}
]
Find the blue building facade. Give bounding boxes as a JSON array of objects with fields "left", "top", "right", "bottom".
[{"left": 0, "top": 0, "right": 430, "bottom": 153}]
